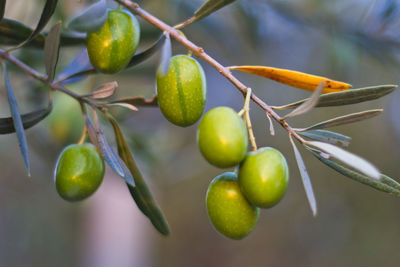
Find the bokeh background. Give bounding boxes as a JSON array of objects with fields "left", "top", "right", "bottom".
[{"left": 1, "top": 0, "right": 400, "bottom": 266}]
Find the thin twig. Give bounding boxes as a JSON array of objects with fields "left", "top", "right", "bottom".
[
  {"left": 0, "top": 48, "right": 102, "bottom": 110},
  {"left": 115, "top": 0, "right": 306, "bottom": 144}
]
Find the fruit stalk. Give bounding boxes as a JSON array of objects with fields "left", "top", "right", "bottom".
[{"left": 114, "top": 0, "right": 307, "bottom": 144}]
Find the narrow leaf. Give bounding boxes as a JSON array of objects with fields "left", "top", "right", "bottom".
[
  {"left": 275, "top": 85, "right": 397, "bottom": 110},
  {"left": 305, "top": 141, "right": 380, "bottom": 180},
  {"left": 86, "top": 81, "right": 118, "bottom": 99},
  {"left": 301, "top": 109, "right": 383, "bottom": 131},
  {"left": 107, "top": 114, "right": 170, "bottom": 236},
  {"left": 44, "top": 22, "right": 61, "bottom": 82},
  {"left": 0, "top": 0, "right": 6, "bottom": 22},
  {"left": 282, "top": 82, "right": 324, "bottom": 120},
  {"left": 109, "top": 95, "right": 158, "bottom": 107},
  {"left": 289, "top": 135, "right": 317, "bottom": 216},
  {"left": 85, "top": 116, "right": 135, "bottom": 187},
  {"left": 126, "top": 34, "right": 166, "bottom": 68},
  {"left": 158, "top": 31, "right": 171, "bottom": 76},
  {"left": 3, "top": 64, "right": 30, "bottom": 175},
  {"left": 66, "top": 0, "right": 107, "bottom": 33},
  {"left": 230, "top": 65, "right": 351, "bottom": 93},
  {"left": 107, "top": 103, "right": 138, "bottom": 111},
  {"left": 176, "top": 0, "right": 236, "bottom": 28},
  {"left": 56, "top": 48, "right": 93, "bottom": 85},
  {"left": 310, "top": 148, "right": 400, "bottom": 196},
  {"left": 14, "top": 0, "right": 59, "bottom": 49},
  {"left": 0, "top": 19, "right": 85, "bottom": 48},
  {"left": 298, "top": 130, "right": 351, "bottom": 147},
  {"left": 0, "top": 104, "right": 52, "bottom": 134}
]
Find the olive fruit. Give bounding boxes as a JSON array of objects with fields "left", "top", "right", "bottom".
[
  {"left": 238, "top": 147, "right": 289, "bottom": 208},
  {"left": 86, "top": 9, "right": 140, "bottom": 74},
  {"left": 55, "top": 143, "right": 105, "bottom": 202},
  {"left": 206, "top": 172, "right": 259, "bottom": 240},
  {"left": 156, "top": 55, "right": 206, "bottom": 127},
  {"left": 197, "top": 107, "right": 248, "bottom": 168}
]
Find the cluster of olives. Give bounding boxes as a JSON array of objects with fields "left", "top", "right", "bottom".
[
  {"left": 54, "top": 9, "right": 141, "bottom": 201},
  {"left": 156, "top": 52, "right": 289, "bottom": 240},
  {"left": 199, "top": 109, "right": 289, "bottom": 240}
]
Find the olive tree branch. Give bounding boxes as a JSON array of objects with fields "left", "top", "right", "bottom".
[
  {"left": 0, "top": 48, "right": 103, "bottom": 110},
  {"left": 115, "top": 0, "right": 306, "bottom": 144}
]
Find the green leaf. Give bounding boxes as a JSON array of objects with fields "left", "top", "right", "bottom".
[
  {"left": 109, "top": 95, "right": 158, "bottom": 107},
  {"left": 44, "top": 22, "right": 61, "bottom": 82},
  {"left": 14, "top": 0, "right": 59, "bottom": 49},
  {"left": 85, "top": 116, "right": 135, "bottom": 187},
  {"left": 289, "top": 135, "right": 317, "bottom": 216},
  {"left": 300, "top": 109, "right": 383, "bottom": 131},
  {"left": 309, "top": 148, "right": 400, "bottom": 196},
  {"left": 126, "top": 34, "right": 166, "bottom": 68},
  {"left": 305, "top": 141, "right": 380, "bottom": 180},
  {"left": 3, "top": 64, "right": 30, "bottom": 176},
  {"left": 176, "top": 0, "right": 236, "bottom": 28},
  {"left": 282, "top": 81, "right": 324, "bottom": 120},
  {"left": 66, "top": 0, "right": 107, "bottom": 33},
  {"left": 0, "top": 19, "right": 85, "bottom": 48},
  {"left": 274, "top": 85, "right": 397, "bottom": 110},
  {"left": 0, "top": 103, "right": 52, "bottom": 134},
  {"left": 158, "top": 32, "right": 171, "bottom": 76},
  {"left": 0, "top": 0, "right": 6, "bottom": 22},
  {"left": 298, "top": 130, "right": 351, "bottom": 147},
  {"left": 106, "top": 114, "right": 170, "bottom": 236}
]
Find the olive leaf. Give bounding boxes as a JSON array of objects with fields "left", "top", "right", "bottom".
[
  {"left": 298, "top": 130, "right": 351, "bottom": 147},
  {"left": 176, "top": 0, "right": 236, "bottom": 28},
  {"left": 158, "top": 31, "right": 171, "bottom": 76},
  {"left": 0, "top": 0, "right": 6, "bottom": 23},
  {"left": 13, "top": 0, "right": 59, "bottom": 49},
  {"left": 299, "top": 109, "right": 383, "bottom": 132},
  {"left": 106, "top": 114, "right": 170, "bottom": 236},
  {"left": 0, "top": 19, "right": 85, "bottom": 48},
  {"left": 274, "top": 85, "right": 397, "bottom": 110},
  {"left": 109, "top": 95, "right": 158, "bottom": 107},
  {"left": 3, "top": 64, "right": 30, "bottom": 176},
  {"left": 66, "top": 0, "right": 107, "bottom": 33},
  {"left": 44, "top": 22, "right": 61, "bottom": 82},
  {"left": 85, "top": 115, "right": 135, "bottom": 187},
  {"left": 309, "top": 148, "right": 400, "bottom": 196},
  {"left": 305, "top": 141, "right": 380, "bottom": 180},
  {"left": 281, "top": 82, "right": 324, "bottom": 120},
  {"left": 289, "top": 135, "right": 317, "bottom": 216},
  {"left": 85, "top": 81, "right": 118, "bottom": 99},
  {"left": 0, "top": 103, "right": 52, "bottom": 134}
]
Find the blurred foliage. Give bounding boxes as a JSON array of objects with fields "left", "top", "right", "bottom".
[{"left": 2, "top": 0, "right": 400, "bottom": 266}]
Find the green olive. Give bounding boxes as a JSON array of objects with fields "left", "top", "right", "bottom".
[
  {"left": 156, "top": 55, "right": 207, "bottom": 127},
  {"left": 55, "top": 143, "right": 105, "bottom": 202},
  {"left": 238, "top": 147, "right": 289, "bottom": 208},
  {"left": 197, "top": 106, "right": 248, "bottom": 168},
  {"left": 206, "top": 172, "right": 259, "bottom": 240},
  {"left": 86, "top": 9, "right": 140, "bottom": 74}
]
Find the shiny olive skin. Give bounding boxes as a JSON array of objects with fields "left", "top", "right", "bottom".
[
  {"left": 86, "top": 9, "right": 140, "bottom": 74},
  {"left": 156, "top": 55, "right": 206, "bottom": 127},
  {"left": 206, "top": 172, "right": 259, "bottom": 240},
  {"left": 55, "top": 143, "right": 105, "bottom": 202},
  {"left": 197, "top": 107, "right": 248, "bottom": 168},
  {"left": 238, "top": 147, "right": 289, "bottom": 208}
]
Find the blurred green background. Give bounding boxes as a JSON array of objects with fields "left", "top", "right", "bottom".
[{"left": 1, "top": 0, "right": 400, "bottom": 266}]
